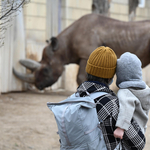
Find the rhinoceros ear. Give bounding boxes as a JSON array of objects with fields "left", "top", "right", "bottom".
[{"left": 50, "top": 37, "right": 58, "bottom": 51}]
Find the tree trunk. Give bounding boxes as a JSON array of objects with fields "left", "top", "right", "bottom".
[
  {"left": 129, "top": 0, "right": 139, "bottom": 21},
  {"left": 92, "top": 0, "right": 111, "bottom": 17}
]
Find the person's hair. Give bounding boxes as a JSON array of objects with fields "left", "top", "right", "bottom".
[{"left": 87, "top": 73, "right": 110, "bottom": 85}]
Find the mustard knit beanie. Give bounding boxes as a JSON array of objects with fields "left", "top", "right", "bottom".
[{"left": 86, "top": 46, "right": 117, "bottom": 78}]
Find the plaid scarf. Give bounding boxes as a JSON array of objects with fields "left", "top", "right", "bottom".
[{"left": 76, "top": 81, "right": 146, "bottom": 150}]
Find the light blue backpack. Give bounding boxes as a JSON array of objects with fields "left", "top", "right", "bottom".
[{"left": 47, "top": 92, "right": 108, "bottom": 150}]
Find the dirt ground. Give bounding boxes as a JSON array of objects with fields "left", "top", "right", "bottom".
[{"left": 0, "top": 90, "right": 150, "bottom": 150}]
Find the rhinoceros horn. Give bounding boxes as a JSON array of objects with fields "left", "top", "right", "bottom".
[
  {"left": 13, "top": 68, "right": 35, "bottom": 83},
  {"left": 19, "top": 59, "right": 41, "bottom": 71}
]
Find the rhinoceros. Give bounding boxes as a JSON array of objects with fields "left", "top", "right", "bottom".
[{"left": 13, "top": 13, "right": 150, "bottom": 90}]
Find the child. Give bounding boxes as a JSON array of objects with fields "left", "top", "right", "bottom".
[{"left": 114, "top": 52, "right": 150, "bottom": 139}]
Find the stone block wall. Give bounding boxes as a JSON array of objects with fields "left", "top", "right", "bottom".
[
  {"left": 110, "top": 0, "right": 128, "bottom": 21},
  {"left": 136, "top": 0, "right": 150, "bottom": 20},
  {"left": 24, "top": 0, "right": 46, "bottom": 43}
]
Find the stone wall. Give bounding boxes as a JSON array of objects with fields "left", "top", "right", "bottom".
[
  {"left": 110, "top": 0, "right": 128, "bottom": 21},
  {"left": 23, "top": 0, "right": 46, "bottom": 61}
]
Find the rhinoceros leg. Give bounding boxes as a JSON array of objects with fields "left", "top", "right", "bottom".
[{"left": 77, "top": 59, "right": 87, "bottom": 85}]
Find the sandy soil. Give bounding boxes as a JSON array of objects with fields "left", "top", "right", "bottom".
[{"left": 0, "top": 90, "right": 150, "bottom": 150}]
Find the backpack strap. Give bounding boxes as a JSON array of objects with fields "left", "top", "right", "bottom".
[
  {"left": 47, "top": 99, "right": 96, "bottom": 107},
  {"left": 47, "top": 92, "right": 108, "bottom": 109},
  {"left": 47, "top": 92, "right": 108, "bottom": 106},
  {"left": 47, "top": 93, "right": 96, "bottom": 108}
]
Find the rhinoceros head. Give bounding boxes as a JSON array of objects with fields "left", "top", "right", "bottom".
[{"left": 13, "top": 37, "right": 65, "bottom": 90}]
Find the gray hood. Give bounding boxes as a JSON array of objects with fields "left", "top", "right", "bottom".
[
  {"left": 116, "top": 52, "right": 146, "bottom": 89},
  {"left": 130, "top": 85, "right": 150, "bottom": 110}
]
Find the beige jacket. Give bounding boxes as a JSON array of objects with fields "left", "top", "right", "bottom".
[{"left": 116, "top": 85, "right": 150, "bottom": 133}]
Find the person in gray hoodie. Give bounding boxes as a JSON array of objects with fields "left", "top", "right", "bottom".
[{"left": 114, "top": 52, "right": 150, "bottom": 139}]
